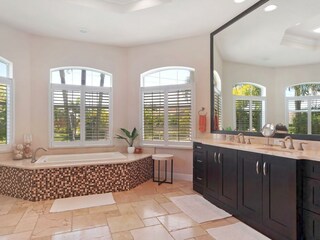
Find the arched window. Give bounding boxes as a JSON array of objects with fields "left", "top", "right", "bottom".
[
  {"left": 285, "top": 83, "right": 320, "bottom": 134},
  {"left": 0, "top": 57, "right": 13, "bottom": 150},
  {"left": 232, "top": 82, "right": 266, "bottom": 132},
  {"left": 140, "top": 67, "right": 194, "bottom": 147},
  {"left": 49, "top": 67, "right": 112, "bottom": 147}
]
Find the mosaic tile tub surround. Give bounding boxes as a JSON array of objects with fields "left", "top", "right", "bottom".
[{"left": 0, "top": 157, "right": 152, "bottom": 201}]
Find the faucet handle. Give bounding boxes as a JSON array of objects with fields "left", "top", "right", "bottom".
[
  {"left": 246, "top": 138, "right": 252, "bottom": 144},
  {"left": 297, "top": 142, "right": 307, "bottom": 151},
  {"left": 236, "top": 136, "right": 241, "bottom": 143},
  {"left": 279, "top": 140, "right": 286, "bottom": 149}
]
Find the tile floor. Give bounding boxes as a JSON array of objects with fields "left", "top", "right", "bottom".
[{"left": 0, "top": 180, "right": 240, "bottom": 240}]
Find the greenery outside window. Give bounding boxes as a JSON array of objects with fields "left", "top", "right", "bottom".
[
  {"left": 285, "top": 83, "right": 320, "bottom": 135},
  {"left": 0, "top": 57, "right": 13, "bottom": 151},
  {"left": 140, "top": 67, "right": 194, "bottom": 147},
  {"left": 232, "top": 83, "right": 266, "bottom": 132},
  {"left": 50, "top": 67, "right": 112, "bottom": 147}
]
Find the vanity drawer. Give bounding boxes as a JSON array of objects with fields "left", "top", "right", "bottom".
[
  {"left": 193, "top": 151, "right": 205, "bottom": 169},
  {"left": 193, "top": 168, "right": 205, "bottom": 184},
  {"left": 303, "top": 178, "right": 320, "bottom": 214},
  {"left": 194, "top": 142, "right": 204, "bottom": 151},
  {"left": 303, "top": 210, "right": 320, "bottom": 240},
  {"left": 303, "top": 161, "right": 320, "bottom": 180}
]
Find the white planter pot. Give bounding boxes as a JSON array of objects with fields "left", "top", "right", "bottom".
[{"left": 127, "top": 147, "right": 135, "bottom": 154}]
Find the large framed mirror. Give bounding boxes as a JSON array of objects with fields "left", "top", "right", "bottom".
[{"left": 211, "top": 0, "right": 320, "bottom": 140}]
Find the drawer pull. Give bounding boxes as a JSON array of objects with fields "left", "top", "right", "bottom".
[
  {"left": 196, "top": 177, "right": 203, "bottom": 181},
  {"left": 263, "top": 162, "right": 267, "bottom": 176},
  {"left": 197, "top": 159, "right": 202, "bottom": 163},
  {"left": 214, "top": 152, "right": 217, "bottom": 163},
  {"left": 218, "top": 153, "right": 221, "bottom": 164},
  {"left": 196, "top": 146, "right": 202, "bottom": 149},
  {"left": 256, "top": 161, "right": 260, "bottom": 174}
]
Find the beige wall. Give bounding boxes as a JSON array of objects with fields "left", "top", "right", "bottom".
[{"left": 0, "top": 24, "right": 211, "bottom": 177}]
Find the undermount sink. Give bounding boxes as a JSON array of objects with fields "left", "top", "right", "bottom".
[
  {"left": 256, "top": 147, "right": 293, "bottom": 154},
  {"left": 221, "top": 142, "right": 238, "bottom": 146}
]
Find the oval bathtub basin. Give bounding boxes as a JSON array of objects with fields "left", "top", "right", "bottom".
[{"left": 36, "top": 152, "right": 127, "bottom": 164}]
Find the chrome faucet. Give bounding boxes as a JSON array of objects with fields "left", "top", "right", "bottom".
[
  {"left": 31, "top": 147, "right": 48, "bottom": 163},
  {"left": 237, "top": 133, "right": 246, "bottom": 144},
  {"left": 284, "top": 136, "right": 294, "bottom": 149}
]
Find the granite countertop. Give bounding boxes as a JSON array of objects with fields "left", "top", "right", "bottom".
[
  {"left": 0, "top": 153, "right": 152, "bottom": 169},
  {"left": 193, "top": 138, "right": 320, "bottom": 162}
]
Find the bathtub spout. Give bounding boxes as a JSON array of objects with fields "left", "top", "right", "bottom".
[{"left": 31, "top": 147, "right": 48, "bottom": 163}]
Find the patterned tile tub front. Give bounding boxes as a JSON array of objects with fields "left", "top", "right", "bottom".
[{"left": 0, "top": 155, "right": 152, "bottom": 201}]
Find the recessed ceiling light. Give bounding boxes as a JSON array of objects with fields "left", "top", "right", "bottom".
[
  {"left": 313, "top": 27, "right": 320, "bottom": 33},
  {"left": 264, "top": 4, "right": 277, "bottom": 12},
  {"left": 79, "top": 28, "right": 88, "bottom": 34},
  {"left": 234, "top": 0, "right": 246, "bottom": 3}
]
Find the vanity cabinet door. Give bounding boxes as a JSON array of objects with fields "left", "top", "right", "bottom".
[
  {"left": 206, "top": 146, "right": 220, "bottom": 199},
  {"left": 238, "top": 151, "right": 263, "bottom": 223},
  {"left": 262, "top": 155, "right": 297, "bottom": 240},
  {"left": 219, "top": 147, "right": 238, "bottom": 209}
]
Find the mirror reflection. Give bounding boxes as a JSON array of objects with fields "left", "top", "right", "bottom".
[{"left": 212, "top": 0, "right": 320, "bottom": 137}]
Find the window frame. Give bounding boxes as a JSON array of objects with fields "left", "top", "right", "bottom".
[
  {"left": 0, "top": 57, "right": 14, "bottom": 152},
  {"left": 285, "top": 83, "right": 320, "bottom": 135},
  {"left": 232, "top": 82, "right": 266, "bottom": 132},
  {"left": 49, "top": 67, "right": 113, "bottom": 148},
  {"left": 140, "top": 67, "right": 195, "bottom": 148}
]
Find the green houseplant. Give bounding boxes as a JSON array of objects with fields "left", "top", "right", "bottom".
[{"left": 115, "top": 128, "right": 139, "bottom": 153}]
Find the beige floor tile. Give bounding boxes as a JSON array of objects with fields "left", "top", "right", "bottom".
[
  {"left": 162, "top": 191, "right": 186, "bottom": 198},
  {"left": 112, "top": 192, "right": 140, "bottom": 203},
  {"left": 112, "top": 231, "right": 133, "bottom": 240},
  {"left": 32, "top": 212, "right": 72, "bottom": 238},
  {"left": 117, "top": 203, "right": 136, "bottom": 215},
  {"left": 154, "top": 196, "right": 171, "bottom": 204},
  {"left": 143, "top": 217, "right": 160, "bottom": 226},
  {"left": 107, "top": 214, "right": 144, "bottom": 233},
  {"left": 131, "top": 224, "right": 174, "bottom": 240},
  {"left": 226, "top": 216, "right": 240, "bottom": 224},
  {"left": 51, "top": 226, "right": 112, "bottom": 240},
  {"left": 72, "top": 212, "right": 108, "bottom": 231},
  {"left": 161, "top": 202, "right": 182, "bottom": 214},
  {"left": 132, "top": 200, "right": 167, "bottom": 219},
  {"left": 72, "top": 208, "right": 89, "bottom": 216},
  {"left": 88, "top": 204, "right": 118, "bottom": 214},
  {"left": 158, "top": 213, "right": 198, "bottom": 232},
  {"left": 195, "top": 234, "right": 215, "bottom": 240},
  {"left": 0, "top": 203, "right": 15, "bottom": 215},
  {"left": 170, "top": 226, "right": 207, "bottom": 240},
  {"left": 200, "top": 219, "right": 231, "bottom": 230},
  {"left": 0, "top": 226, "right": 15, "bottom": 236},
  {"left": 0, "top": 212, "right": 24, "bottom": 228},
  {"left": 14, "top": 215, "right": 38, "bottom": 233},
  {"left": 0, "top": 230, "right": 32, "bottom": 240}
]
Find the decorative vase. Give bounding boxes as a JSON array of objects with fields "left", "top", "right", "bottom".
[{"left": 127, "top": 147, "right": 135, "bottom": 154}]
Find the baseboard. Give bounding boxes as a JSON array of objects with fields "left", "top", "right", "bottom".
[{"left": 173, "top": 172, "right": 192, "bottom": 181}]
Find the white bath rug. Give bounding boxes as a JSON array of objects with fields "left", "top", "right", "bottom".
[
  {"left": 50, "top": 193, "right": 115, "bottom": 213},
  {"left": 169, "top": 194, "right": 231, "bottom": 223},
  {"left": 207, "top": 222, "right": 270, "bottom": 240}
]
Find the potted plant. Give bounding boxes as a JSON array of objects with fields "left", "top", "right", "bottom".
[{"left": 115, "top": 128, "right": 139, "bottom": 153}]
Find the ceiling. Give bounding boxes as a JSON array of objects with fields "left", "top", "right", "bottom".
[
  {"left": 0, "top": 0, "right": 259, "bottom": 47},
  {"left": 215, "top": 0, "right": 320, "bottom": 67}
]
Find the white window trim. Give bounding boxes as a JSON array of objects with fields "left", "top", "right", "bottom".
[
  {"left": 139, "top": 67, "right": 195, "bottom": 148},
  {"left": 285, "top": 95, "right": 319, "bottom": 134},
  {"left": 233, "top": 95, "right": 266, "bottom": 132},
  {"left": 49, "top": 67, "right": 113, "bottom": 148}
]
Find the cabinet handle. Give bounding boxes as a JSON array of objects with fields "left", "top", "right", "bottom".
[
  {"left": 256, "top": 161, "right": 260, "bottom": 174},
  {"left": 214, "top": 152, "right": 217, "bottom": 163},
  {"left": 197, "top": 177, "right": 203, "bottom": 181},
  {"left": 218, "top": 153, "right": 221, "bottom": 164},
  {"left": 263, "top": 162, "right": 267, "bottom": 176},
  {"left": 197, "top": 159, "right": 202, "bottom": 163},
  {"left": 196, "top": 146, "right": 202, "bottom": 149}
]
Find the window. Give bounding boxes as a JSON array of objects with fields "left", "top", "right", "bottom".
[
  {"left": 285, "top": 83, "right": 320, "bottom": 134},
  {"left": 0, "top": 57, "right": 13, "bottom": 151},
  {"left": 213, "top": 71, "right": 222, "bottom": 130},
  {"left": 140, "top": 67, "right": 194, "bottom": 147},
  {"left": 232, "top": 83, "right": 266, "bottom": 132},
  {"left": 49, "top": 67, "right": 112, "bottom": 147}
]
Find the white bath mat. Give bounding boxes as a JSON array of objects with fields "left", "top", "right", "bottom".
[
  {"left": 207, "top": 222, "right": 270, "bottom": 240},
  {"left": 50, "top": 193, "right": 115, "bottom": 213},
  {"left": 169, "top": 194, "right": 231, "bottom": 223}
]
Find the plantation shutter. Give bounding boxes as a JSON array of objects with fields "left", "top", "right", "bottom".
[
  {"left": 235, "top": 99, "right": 250, "bottom": 131},
  {"left": 85, "top": 92, "right": 110, "bottom": 141},
  {"left": 311, "top": 99, "right": 320, "bottom": 134},
  {"left": 142, "top": 91, "right": 165, "bottom": 141},
  {"left": 214, "top": 91, "right": 222, "bottom": 130},
  {"left": 0, "top": 84, "right": 9, "bottom": 144},
  {"left": 251, "top": 100, "right": 263, "bottom": 132},
  {"left": 53, "top": 90, "right": 81, "bottom": 142},
  {"left": 168, "top": 89, "right": 192, "bottom": 142}
]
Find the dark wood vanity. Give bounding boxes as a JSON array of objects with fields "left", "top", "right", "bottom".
[{"left": 192, "top": 141, "right": 319, "bottom": 240}]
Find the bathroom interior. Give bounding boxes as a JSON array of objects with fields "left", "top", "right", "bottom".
[{"left": 0, "top": 0, "right": 320, "bottom": 239}]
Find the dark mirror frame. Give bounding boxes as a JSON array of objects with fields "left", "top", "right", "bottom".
[{"left": 210, "top": 0, "right": 320, "bottom": 141}]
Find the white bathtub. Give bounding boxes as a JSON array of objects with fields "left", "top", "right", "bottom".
[{"left": 36, "top": 152, "right": 127, "bottom": 164}]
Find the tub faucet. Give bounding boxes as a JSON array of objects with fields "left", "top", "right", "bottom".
[
  {"left": 284, "top": 136, "right": 294, "bottom": 149},
  {"left": 31, "top": 147, "right": 48, "bottom": 163}
]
